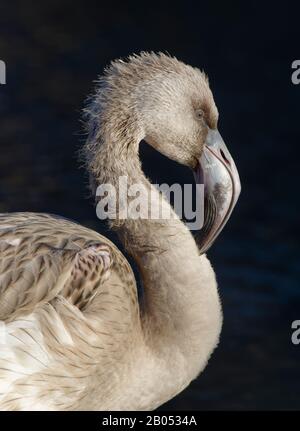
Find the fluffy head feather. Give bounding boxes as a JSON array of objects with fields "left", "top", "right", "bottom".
[{"left": 82, "top": 52, "right": 218, "bottom": 173}]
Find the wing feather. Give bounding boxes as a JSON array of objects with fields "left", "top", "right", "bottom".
[{"left": 0, "top": 213, "right": 113, "bottom": 321}]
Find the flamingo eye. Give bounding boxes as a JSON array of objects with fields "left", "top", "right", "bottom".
[{"left": 195, "top": 109, "right": 204, "bottom": 120}]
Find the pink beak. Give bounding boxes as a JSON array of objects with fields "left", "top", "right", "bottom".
[{"left": 194, "top": 129, "right": 241, "bottom": 254}]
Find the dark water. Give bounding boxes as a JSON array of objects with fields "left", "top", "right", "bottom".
[{"left": 0, "top": 1, "right": 299, "bottom": 410}]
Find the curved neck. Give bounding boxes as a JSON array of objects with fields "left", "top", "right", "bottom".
[{"left": 86, "top": 132, "right": 222, "bottom": 378}]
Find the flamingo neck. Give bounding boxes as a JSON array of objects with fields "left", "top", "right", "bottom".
[{"left": 87, "top": 133, "right": 222, "bottom": 380}]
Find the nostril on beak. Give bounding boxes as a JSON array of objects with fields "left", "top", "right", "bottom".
[{"left": 220, "top": 149, "right": 230, "bottom": 165}]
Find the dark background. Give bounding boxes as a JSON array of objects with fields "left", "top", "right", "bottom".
[{"left": 0, "top": 0, "right": 299, "bottom": 410}]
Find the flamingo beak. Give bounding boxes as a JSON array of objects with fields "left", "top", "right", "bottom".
[{"left": 193, "top": 128, "right": 241, "bottom": 254}]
